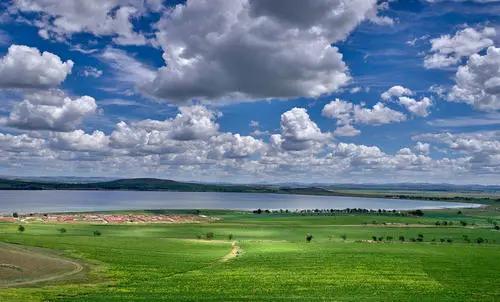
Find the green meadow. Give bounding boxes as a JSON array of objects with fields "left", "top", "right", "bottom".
[{"left": 0, "top": 207, "right": 499, "bottom": 301}]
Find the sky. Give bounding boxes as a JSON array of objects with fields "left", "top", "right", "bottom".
[{"left": 0, "top": 0, "right": 499, "bottom": 184}]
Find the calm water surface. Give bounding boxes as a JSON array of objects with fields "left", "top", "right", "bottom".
[{"left": 0, "top": 190, "right": 482, "bottom": 214}]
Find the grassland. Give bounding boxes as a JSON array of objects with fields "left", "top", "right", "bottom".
[{"left": 0, "top": 207, "right": 499, "bottom": 301}]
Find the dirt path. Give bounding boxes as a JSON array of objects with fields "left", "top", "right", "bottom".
[
  {"left": 220, "top": 241, "right": 241, "bottom": 262},
  {"left": 0, "top": 243, "right": 84, "bottom": 288}
]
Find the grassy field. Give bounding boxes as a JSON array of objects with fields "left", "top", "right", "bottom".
[{"left": 0, "top": 207, "right": 499, "bottom": 301}]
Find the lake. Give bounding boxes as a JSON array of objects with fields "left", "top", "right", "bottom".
[{"left": 0, "top": 190, "right": 482, "bottom": 214}]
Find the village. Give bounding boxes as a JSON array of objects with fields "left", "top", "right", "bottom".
[{"left": 0, "top": 212, "right": 216, "bottom": 224}]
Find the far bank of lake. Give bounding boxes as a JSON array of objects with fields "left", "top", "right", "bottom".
[{"left": 0, "top": 190, "right": 482, "bottom": 214}]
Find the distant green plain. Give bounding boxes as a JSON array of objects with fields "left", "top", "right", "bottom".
[{"left": 0, "top": 207, "right": 499, "bottom": 301}]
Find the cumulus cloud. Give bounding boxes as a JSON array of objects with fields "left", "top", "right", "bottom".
[
  {"left": 80, "top": 66, "right": 103, "bottom": 78},
  {"left": 0, "top": 44, "right": 73, "bottom": 88},
  {"left": 10, "top": 0, "right": 158, "bottom": 45},
  {"left": 272, "top": 107, "right": 328, "bottom": 151},
  {"left": 381, "top": 85, "right": 413, "bottom": 101},
  {"left": 353, "top": 102, "right": 406, "bottom": 125},
  {"left": 424, "top": 27, "right": 496, "bottom": 69},
  {"left": 5, "top": 93, "right": 97, "bottom": 131},
  {"left": 449, "top": 46, "right": 500, "bottom": 111},
  {"left": 398, "top": 96, "right": 433, "bottom": 117},
  {"left": 50, "top": 130, "right": 110, "bottom": 152},
  {"left": 143, "top": 0, "right": 388, "bottom": 103},
  {"left": 322, "top": 98, "right": 406, "bottom": 136}
]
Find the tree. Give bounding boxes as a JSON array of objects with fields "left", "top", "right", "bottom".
[
  {"left": 494, "top": 225, "right": 499, "bottom": 231},
  {"left": 372, "top": 236, "right": 377, "bottom": 241},
  {"left": 228, "top": 234, "right": 233, "bottom": 241},
  {"left": 12, "top": 212, "right": 18, "bottom": 218},
  {"left": 340, "top": 234, "right": 347, "bottom": 241},
  {"left": 206, "top": 232, "right": 214, "bottom": 240},
  {"left": 386, "top": 236, "right": 393, "bottom": 241},
  {"left": 399, "top": 236, "right": 405, "bottom": 242},
  {"left": 476, "top": 237, "right": 485, "bottom": 244},
  {"left": 306, "top": 233, "right": 313, "bottom": 243},
  {"left": 460, "top": 220, "right": 468, "bottom": 227},
  {"left": 58, "top": 228, "right": 67, "bottom": 234},
  {"left": 93, "top": 230, "right": 101, "bottom": 236},
  {"left": 18, "top": 225, "right": 25, "bottom": 232}
]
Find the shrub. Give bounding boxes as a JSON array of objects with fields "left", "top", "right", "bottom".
[
  {"left": 228, "top": 234, "right": 233, "bottom": 241},
  {"left": 93, "top": 230, "right": 101, "bottom": 236},
  {"left": 440, "top": 238, "right": 445, "bottom": 243},
  {"left": 435, "top": 221, "right": 441, "bottom": 226},
  {"left": 457, "top": 210, "right": 462, "bottom": 215},
  {"left": 460, "top": 221, "right": 468, "bottom": 227},
  {"left": 18, "top": 225, "right": 25, "bottom": 232},
  {"left": 378, "top": 236, "right": 383, "bottom": 242},
  {"left": 410, "top": 238, "right": 416, "bottom": 242},
  {"left": 306, "top": 233, "right": 313, "bottom": 243},
  {"left": 494, "top": 225, "right": 499, "bottom": 230},
  {"left": 476, "top": 237, "right": 485, "bottom": 244},
  {"left": 196, "top": 234, "right": 202, "bottom": 239},
  {"left": 12, "top": 212, "right": 18, "bottom": 218},
  {"left": 386, "top": 236, "right": 393, "bottom": 241},
  {"left": 340, "top": 234, "right": 347, "bottom": 241},
  {"left": 446, "top": 238, "right": 453, "bottom": 243},
  {"left": 206, "top": 232, "right": 215, "bottom": 240},
  {"left": 409, "top": 209, "right": 424, "bottom": 216},
  {"left": 372, "top": 236, "right": 377, "bottom": 241},
  {"left": 58, "top": 228, "right": 67, "bottom": 234},
  {"left": 399, "top": 236, "right": 405, "bottom": 242}
]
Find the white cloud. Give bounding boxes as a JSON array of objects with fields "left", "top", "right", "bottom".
[
  {"left": 11, "top": 0, "right": 154, "bottom": 45},
  {"left": 449, "top": 46, "right": 500, "bottom": 111},
  {"left": 424, "top": 27, "right": 496, "bottom": 69},
  {"left": 398, "top": 96, "right": 433, "bottom": 117},
  {"left": 5, "top": 93, "right": 97, "bottom": 131},
  {"left": 80, "top": 66, "right": 103, "bottom": 78},
  {"left": 414, "top": 142, "right": 430, "bottom": 155},
  {"left": 50, "top": 130, "right": 110, "bottom": 152},
  {"left": 322, "top": 98, "right": 406, "bottom": 136},
  {"left": 143, "top": 0, "right": 387, "bottom": 103},
  {"left": 0, "top": 44, "right": 73, "bottom": 88},
  {"left": 273, "top": 107, "right": 328, "bottom": 151},
  {"left": 381, "top": 85, "right": 413, "bottom": 101},
  {"left": 353, "top": 102, "right": 406, "bottom": 125}
]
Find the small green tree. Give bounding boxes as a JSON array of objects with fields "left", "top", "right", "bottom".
[
  {"left": 12, "top": 212, "right": 18, "bottom": 218},
  {"left": 228, "top": 233, "right": 233, "bottom": 241},
  {"left": 372, "top": 236, "right": 377, "bottom": 241},
  {"left": 93, "top": 230, "right": 101, "bottom": 236},
  {"left": 58, "top": 228, "right": 67, "bottom": 234},
  {"left": 494, "top": 225, "right": 499, "bottom": 231},
  {"left": 306, "top": 233, "right": 313, "bottom": 243},
  {"left": 206, "top": 232, "right": 214, "bottom": 240},
  {"left": 399, "top": 235, "right": 405, "bottom": 242},
  {"left": 18, "top": 225, "right": 25, "bottom": 233},
  {"left": 340, "top": 234, "right": 347, "bottom": 241}
]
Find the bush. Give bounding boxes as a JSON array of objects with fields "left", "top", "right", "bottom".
[
  {"left": 372, "top": 236, "right": 377, "bottom": 241},
  {"left": 306, "top": 233, "right": 313, "bottom": 243},
  {"left": 228, "top": 233, "right": 233, "bottom": 241},
  {"left": 378, "top": 236, "right": 384, "bottom": 242},
  {"left": 446, "top": 238, "right": 453, "bottom": 243},
  {"left": 18, "top": 225, "right": 25, "bottom": 232},
  {"left": 409, "top": 209, "right": 424, "bottom": 216},
  {"left": 206, "top": 232, "right": 215, "bottom": 240},
  {"left": 93, "top": 230, "right": 101, "bottom": 236},
  {"left": 340, "top": 234, "right": 347, "bottom": 241},
  {"left": 460, "top": 221, "right": 468, "bottom": 226},
  {"left": 58, "top": 228, "right": 67, "bottom": 234},
  {"left": 12, "top": 212, "right": 18, "bottom": 218},
  {"left": 494, "top": 225, "right": 499, "bottom": 230},
  {"left": 386, "top": 236, "right": 393, "bottom": 241},
  {"left": 440, "top": 238, "right": 445, "bottom": 243},
  {"left": 399, "top": 236, "right": 405, "bottom": 242},
  {"left": 410, "top": 238, "right": 416, "bottom": 242},
  {"left": 476, "top": 237, "right": 485, "bottom": 244}
]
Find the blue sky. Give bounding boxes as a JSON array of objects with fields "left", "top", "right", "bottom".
[{"left": 0, "top": 0, "right": 499, "bottom": 184}]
